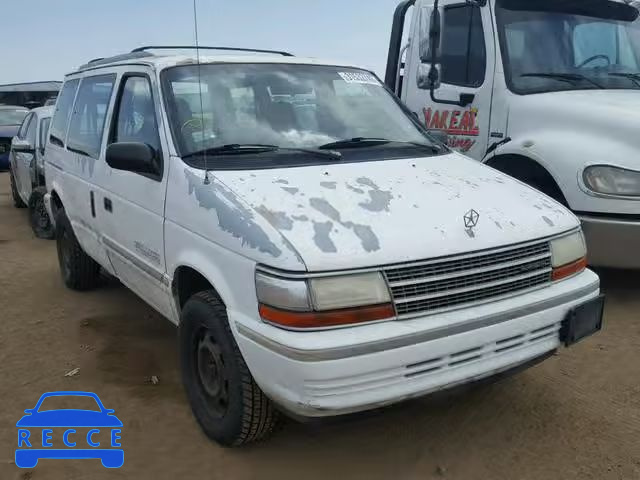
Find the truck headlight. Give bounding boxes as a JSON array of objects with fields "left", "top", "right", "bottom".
[
  {"left": 583, "top": 165, "right": 640, "bottom": 197},
  {"left": 550, "top": 230, "right": 587, "bottom": 281},
  {"left": 255, "top": 271, "right": 394, "bottom": 329}
]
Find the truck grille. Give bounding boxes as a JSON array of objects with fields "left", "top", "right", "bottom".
[{"left": 384, "top": 241, "right": 552, "bottom": 318}]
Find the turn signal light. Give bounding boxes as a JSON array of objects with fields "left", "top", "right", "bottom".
[
  {"left": 552, "top": 257, "right": 587, "bottom": 281},
  {"left": 258, "top": 303, "right": 395, "bottom": 329}
]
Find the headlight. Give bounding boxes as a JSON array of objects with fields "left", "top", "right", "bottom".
[
  {"left": 583, "top": 165, "right": 640, "bottom": 197},
  {"left": 255, "top": 271, "right": 394, "bottom": 329},
  {"left": 550, "top": 230, "right": 587, "bottom": 281}
]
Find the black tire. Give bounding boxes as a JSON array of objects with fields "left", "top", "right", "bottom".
[
  {"left": 179, "top": 290, "right": 281, "bottom": 446},
  {"left": 9, "top": 169, "right": 26, "bottom": 208},
  {"left": 55, "top": 208, "right": 101, "bottom": 291},
  {"left": 29, "top": 187, "right": 55, "bottom": 240}
]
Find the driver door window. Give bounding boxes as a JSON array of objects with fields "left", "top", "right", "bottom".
[{"left": 110, "top": 75, "right": 162, "bottom": 178}]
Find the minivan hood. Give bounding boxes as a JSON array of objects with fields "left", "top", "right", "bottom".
[{"left": 214, "top": 153, "right": 578, "bottom": 271}]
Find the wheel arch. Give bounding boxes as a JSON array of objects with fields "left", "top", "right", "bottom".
[
  {"left": 171, "top": 264, "right": 227, "bottom": 316},
  {"left": 485, "top": 153, "right": 569, "bottom": 206}
]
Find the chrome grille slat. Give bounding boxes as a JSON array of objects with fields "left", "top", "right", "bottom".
[
  {"left": 385, "top": 242, "right": 549, "bottom": 283},
  {"left": 392, "top": 267, "right": 552, "bottom": 304},
  {"left": 388, "top": 252, "right": 551, "bottom": 288},
  {"left": 385, "top": 241, "right": 552, "bottom": 318}
]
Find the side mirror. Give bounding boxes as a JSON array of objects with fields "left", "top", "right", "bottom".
[
  {"left": 12, "top": 138, "right": 35, "bottom": 153},
  {"left": 417, "top": 7, "right": 442, "bottom": 91},
  {"left": 106, "top": 142, "right": 158, "bottom": 175}
]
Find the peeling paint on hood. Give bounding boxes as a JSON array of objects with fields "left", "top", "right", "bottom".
[{"left": 209, "top": 153, "right": 579, "bottom": 271}]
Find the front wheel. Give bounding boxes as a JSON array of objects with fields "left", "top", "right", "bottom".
[
  {"left": 55, "top": 208, "right": 101, "bottom": 291},
  {"left": 29, "top": 187, "right": 55, "bottom": 239},
  {"left": 179, "top": 291, "right": 281, "bottom": 447}
]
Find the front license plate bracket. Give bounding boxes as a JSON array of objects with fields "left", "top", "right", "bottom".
[{"left": 560, "top": 295, "right": 605, "bottom": 347}]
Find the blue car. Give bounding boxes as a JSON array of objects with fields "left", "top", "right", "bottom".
[
  {"left": 0, "top": 105, "right": 29, "bottom": 170},
  {"left": 16, "top": 391, "right": 123, "bottom": 468}
]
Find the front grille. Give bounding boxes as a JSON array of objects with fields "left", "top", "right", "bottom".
[{"left": 384, "top": 241, "right": 552, "bottom": 318}]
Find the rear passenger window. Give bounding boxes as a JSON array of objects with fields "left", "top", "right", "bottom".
[
  {"left": 67, "top": 74, "right": 116, "bottom": 158},
  {"left": 440, "top": 5, "right": 486, "bottom": 87},
  {"left": 49, "top": 79, "right": 79, "bottom": 146},
  {"left": 112, "top": 76, "right": 161, "bottom": 154}
]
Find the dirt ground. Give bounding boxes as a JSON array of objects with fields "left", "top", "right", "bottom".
[{"left": 0, "top": 173, "right": 639, "bottom": 480}]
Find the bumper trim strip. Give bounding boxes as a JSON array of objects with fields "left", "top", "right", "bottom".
[{"left": 236, "top": 280, "right": 600, "bottom": 362}]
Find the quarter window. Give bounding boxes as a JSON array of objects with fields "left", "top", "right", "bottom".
[
  {"left": 67, "top": 74, "right": 116, "bottom": 158},
  {"left": 49, "top": 79, "right": 79, "bottom": 146},
  {"left": 112, "top": 76, "right": 161, "bottom": 154},
  {"left": 440, "top": 5, "right": 486, "bottom": 87}
]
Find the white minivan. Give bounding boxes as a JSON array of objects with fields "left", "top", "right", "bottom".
[{"left": 45, "top": 47, "right": 603, "bottom": 446}]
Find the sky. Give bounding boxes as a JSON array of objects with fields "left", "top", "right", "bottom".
[{"left": 2, "top": 0, "right": 404, "bottom": 85}]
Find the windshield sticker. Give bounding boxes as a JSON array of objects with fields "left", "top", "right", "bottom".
[
  {"left": 423, "top": 106, "right": 480, "bottom": 153},
  {"left": 338, "top": 72, "right": 381, "bottom": 86}
]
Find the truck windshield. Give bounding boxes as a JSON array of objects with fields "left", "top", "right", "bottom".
[
  {"left": 161, "top": 63, "right": 435, "bottom": 163},
  {"left": 496, "top": 0, "right": 640, "bottom": 94}
]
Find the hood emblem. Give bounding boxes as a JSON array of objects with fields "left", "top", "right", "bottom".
[{"left": 463, "top": 209, "right": 480, "bottom": 229}]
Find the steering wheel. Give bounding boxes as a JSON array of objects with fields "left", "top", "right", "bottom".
[
  {"left": 577, "top": 54, "right": 611, "bottom": 68},
  {"left": 181, "top": 117, "right": 203, "bottom": 136}
]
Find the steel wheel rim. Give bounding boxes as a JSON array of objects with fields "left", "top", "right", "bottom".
[{"left": 195, "top": 331, "right": 229, "bottom": 417}]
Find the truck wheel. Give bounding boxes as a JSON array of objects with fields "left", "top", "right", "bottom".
[
  {"left": 179, "top": 290, "right": 281, "bottom": 446},
  {"left": 29, "top": 187, "right": 55, "bottom": 240},
  {"left": 9, "top": 170, "right": 26, "bottom": 208},
  {"left": 55, "top": 209, "right": 101, "bottom": 291}
]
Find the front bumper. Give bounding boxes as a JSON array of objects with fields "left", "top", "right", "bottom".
[
  {"left": 234, "top": 270, "right": 600, "bottom": 418},
  {"left": 580, "top": 214, "right": 640, "bottom": 269}
]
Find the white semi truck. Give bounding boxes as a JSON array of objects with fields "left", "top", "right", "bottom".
[{"left": 386, "top": 0, "right": 640, "bottom": 269}]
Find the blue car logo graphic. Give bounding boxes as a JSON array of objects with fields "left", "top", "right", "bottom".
[{"left": 16, "top": 391, "right": 123, "bottom": 468}]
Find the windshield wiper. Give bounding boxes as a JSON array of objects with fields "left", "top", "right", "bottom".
[
  {"left": 318, "top": 137, "right": 441, "bottom": 154},
  {"left": 183, "top": 144, "right": 279, "bottom": 158},
  {"left": 608, "top": 72, "right": 640, "bottom": 87},
  {"left": 182, "top": 143, "right": 342, "bottom": 160},
  {"left": 520, "top": 73, "right": 604, "bottom": 89},
  {"left": 318, "top": 137, "right": 392, "bottom": 150}
]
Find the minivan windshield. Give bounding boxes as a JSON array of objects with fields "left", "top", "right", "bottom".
[
  {"left": 161, "top": 63, "right": 437, "bottom": 165},
  {"left": 496, "top": 0, "right": 640, "bottom": 94}
]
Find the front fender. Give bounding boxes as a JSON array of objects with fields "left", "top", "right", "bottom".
[
  {"left": 488, "top": 129, "right": 640, "bottom": 214},
  {"left": 164, "top": 219, "right": 262, "bottom": 325}
]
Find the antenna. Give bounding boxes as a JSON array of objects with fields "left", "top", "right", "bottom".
[{"left": 193, "top": 0, "right": 210, "bottom": 185}]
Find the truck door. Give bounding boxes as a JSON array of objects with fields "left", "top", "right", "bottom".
[{"left": 403, "top": 0, "right": 495, "bottom": 160}]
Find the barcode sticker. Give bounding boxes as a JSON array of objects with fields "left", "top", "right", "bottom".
[{"left": 338, "top": 71, "right": 381, "bottom": 86}]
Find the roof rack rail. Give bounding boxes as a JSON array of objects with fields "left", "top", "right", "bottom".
[
  {"left": 131, "top": 45, "right": 294, "bottom": 57},
  {"left": 78, "top": 51, "right": 155, "bottom": 70}
]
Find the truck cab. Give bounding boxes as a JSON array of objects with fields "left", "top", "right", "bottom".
[{"left": 387, "top": 0, "right": 640, "bottom": 269}]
